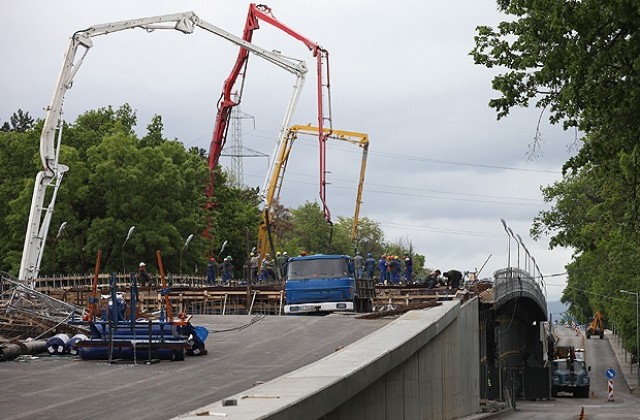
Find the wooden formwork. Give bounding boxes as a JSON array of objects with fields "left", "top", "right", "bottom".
[
  {"left": 43, "top": 286, "right": 285, "bottom": 317},
  {"left": 40, "top": 282, "right": 460, "bottom": 319}
]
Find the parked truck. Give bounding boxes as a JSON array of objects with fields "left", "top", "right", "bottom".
[
  {"left": 551, "top": 345, "right": 591, "bottom": 398},
  {"left": 586, "top": 311, "right": 605, "bottom": 339},
  {"left": 283, "top": 254, "right": 375, "bottom": 315}
]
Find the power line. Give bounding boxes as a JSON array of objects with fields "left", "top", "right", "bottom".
[
  {"left": 380, "top": 222, "right": 503, "bottom": 238},
  {"left": 293, "top": 135, "right": 562, "bottom": 174},
  {"left": 281, "top": 176, "right": 551, "bottom": 208}
]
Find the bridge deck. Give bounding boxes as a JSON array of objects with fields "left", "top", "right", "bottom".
[{"left": 0, "top": 314, "right": 390, "bottom": 420}]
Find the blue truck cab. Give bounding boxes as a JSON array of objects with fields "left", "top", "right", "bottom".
[{"left": 284, "top": 254, "right": 374, "bottom": 314}]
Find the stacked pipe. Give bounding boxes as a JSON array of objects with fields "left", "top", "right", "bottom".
[
  {"left": 0, "top": 340, "right": 48, "bottom": 361},
  {"left": 46, "top": 333, "right": 70, "bottom": 355}
]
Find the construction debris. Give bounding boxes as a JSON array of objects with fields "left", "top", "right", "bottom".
[
  {"left": 0, "top": 271, "right": 87, "bottom": 344},
  {"left": 0, "top": 339, "right": 47, "bottom": 361}
]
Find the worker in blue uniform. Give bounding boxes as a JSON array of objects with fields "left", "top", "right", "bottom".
[
  {"left": 378, "top": 255, "right": 387, "bottom": 284},
  {"left": 364, "top": 253, "right": 376, "bottom": 279},
  {"left": 403, "top": 253, "right": 413, "bottom": 283}
]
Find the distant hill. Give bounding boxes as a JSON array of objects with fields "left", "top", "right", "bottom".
[{"left": 547, "top": 300, "right": 569, "bottom": 320}]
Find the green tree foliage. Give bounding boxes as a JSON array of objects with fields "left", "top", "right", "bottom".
[
  {"left": 473, "top": 1, "right": 640, "bottom": 354},
  {"left": 1, "top": 103, "right": 426, "bottom": 286},
  {"left": 0, "top": 104, "right": 261, "bottom": 278},
  {"left": 141, "top": 114, "right": 165, "bottom": 147},
  {"left": 0, "top": 109, "right": 35, "bottom": 133},
  {"left": 284, "top": 201, "right": 332, "bottom": 255},
  {"left": 0, "top": 127, "right": 40, "bottom": 270}
]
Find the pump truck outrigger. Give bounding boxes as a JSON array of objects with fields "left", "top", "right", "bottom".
[{"left": 18, "top": 10, "right": 307, "bottom": 284}]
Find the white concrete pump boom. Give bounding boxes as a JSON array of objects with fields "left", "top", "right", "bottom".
[{"left": 19, "top": 11, "right": 308, "bottom": 283}]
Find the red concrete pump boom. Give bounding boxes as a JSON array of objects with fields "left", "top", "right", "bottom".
[{"left": 205, "top": 3, "right": 332, "bottom": 240}]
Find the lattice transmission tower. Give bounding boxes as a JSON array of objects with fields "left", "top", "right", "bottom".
[{"left": 224, "top": 93, "right": 267, "bottom": 187}]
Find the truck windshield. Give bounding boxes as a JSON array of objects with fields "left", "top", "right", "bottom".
[{"left": 286, "top": 258, "right": 350, "bottom": 280}]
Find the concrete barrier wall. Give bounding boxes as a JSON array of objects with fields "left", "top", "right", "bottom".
[{"left": 177, "top": 298, "right": 479, "bottom": 420}]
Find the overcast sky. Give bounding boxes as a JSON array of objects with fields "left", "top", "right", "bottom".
[{"left": 1, "top": 1, "right": 577, "bottom": 301}]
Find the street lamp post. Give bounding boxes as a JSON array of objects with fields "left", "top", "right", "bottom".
[
  {"left": 180, "top": 234, "right": 194, "bottom": 278},
  {"left": 621, "top": 289, "right": 640, "bottom": 384},
  {"left": 500, "top": 219, "right": 511, "bottom": 270},
  {"left": 122, "top": 226, "right": 135, "bottom": 274},
  {"left": 507, "top": 227, "right": 520, "bottom": 273},
  {"left": 516, "top": 234, "right": 530, "bottom": 274}
]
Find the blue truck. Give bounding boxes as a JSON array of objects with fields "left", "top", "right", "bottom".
[{"left": 283, "top": 254, "right": 375, "bottom": 314}]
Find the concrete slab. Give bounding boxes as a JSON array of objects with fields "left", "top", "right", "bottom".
[
  {"left": 176, "top": 301, "right": 462, "bottom": 419},
  {"left": 0, "top": 314, "right": 390, "bottom": 420}
]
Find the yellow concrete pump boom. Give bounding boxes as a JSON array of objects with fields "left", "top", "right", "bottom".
[{"left": 257, "top": 124, "right": 369, "bottom": 260}]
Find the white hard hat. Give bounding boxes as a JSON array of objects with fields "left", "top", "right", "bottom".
[{"left": 139, "top": 262, "right": 146, "bottom": 267}]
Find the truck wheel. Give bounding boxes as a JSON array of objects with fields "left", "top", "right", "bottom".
[
  {"left": 586, "top": 333, "right": 591, "bottom": 339},
  {"left": 364, "top": 299, "right": 373, "bottom": 313},
  {"left": 600, "top": 332, "right": 604, "bottom": 339}
]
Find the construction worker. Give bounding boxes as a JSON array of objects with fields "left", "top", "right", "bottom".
[
  {"left": 260, "top": 254, "right": 274, "bottom": 283},
  {"left": 403, "top": 253, "right": 413, "bottom": 284},
  {"left": 222, "top": 256, "right": 234, "bottom": 285},
  {"left": 206, "top": 257, "right": 217, "bottom": 285},
  {"left": 276, "top": 251, "right": 287, "bottom": 278},
  {"left": 353, "top": 252, "right": 364, "bottom": 279},
  {"left": 137, "top": 262, "right": 151, "bottom": 287},
  {"left": 389, "top": 256, "right": 401, "bottom": 284},
  {"left": 425, "top": 269, "right": 442, "bottom": 289},
  {"left": 378, "top": 255, "right": 387, "bottom": 285},
  {"left": 250, "top": 252, "right": 260, "bottom": 283},
  {"left": 443, "top": 269, "right": 463, "bottom": 289},
  {"left": 277, "top": 251, "right": 288, "bottom": 278},
  {"left": 364, "top": 253, "right": 376, "bottom": 279}
]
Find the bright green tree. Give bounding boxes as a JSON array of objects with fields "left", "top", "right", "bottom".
[{"left": 473, "top": 0, "right": 640, "bottom": 353}]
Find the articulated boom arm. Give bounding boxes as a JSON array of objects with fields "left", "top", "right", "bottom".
[
  {"left": 257, "top": 124, "right": 368, "bottom": 259},
  {"left": 208, "top": 3, "right": 333, "bottom": 228},
  {"left": 249, "top": 4, "right": 335, "bottom": 223},
  {"left": 19, "top": 11, "right": 307, "bottom": 283}
]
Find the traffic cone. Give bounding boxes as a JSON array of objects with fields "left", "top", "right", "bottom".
[{"left": 578, "top": 406, "right": 585, "bottom": 420}]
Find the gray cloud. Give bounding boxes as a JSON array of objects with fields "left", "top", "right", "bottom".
[{"left": 2, "top": 0, "right": 575, "bottom": 300}]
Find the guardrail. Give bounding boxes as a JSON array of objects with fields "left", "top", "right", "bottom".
[{"left": 493, "top": 267, "right": 547, "bottom": 318}]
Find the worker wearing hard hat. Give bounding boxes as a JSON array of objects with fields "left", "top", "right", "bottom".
[
  {"left": 206, "top": 257, "right": 217, "bottom": 285},
  {"left": 404, "top": 253, "right": 413, "bottom": 284},
  {"left": 250, "top": 252, "right": 260, "bottom": 284},
  {"left": 353, "top": 252, "right": 364, "bottom": 279},
  {"left": 364, "top": 253, "right": 376, "bottom": 280},
  {"left": 137, "top": 262, "right": 151, "bottom": 288}
]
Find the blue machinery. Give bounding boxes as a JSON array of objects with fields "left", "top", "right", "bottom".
[{"left": 73, "top": 255, "right": 208, "bottom": 363}]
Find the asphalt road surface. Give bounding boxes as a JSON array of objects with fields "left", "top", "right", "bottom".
[
  {"left": 0, "top": 314, "right": 390, "bottom": 420},
  {"left": 503, "top": 324, "right": 640, "bottom": 419}
]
